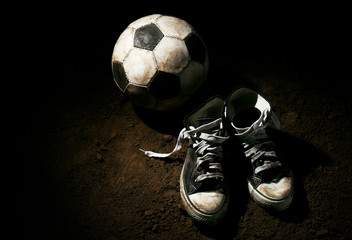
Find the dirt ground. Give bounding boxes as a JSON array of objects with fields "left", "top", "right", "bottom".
[{"left": 17, "top": 6, "right": 352, "bottom": 240}]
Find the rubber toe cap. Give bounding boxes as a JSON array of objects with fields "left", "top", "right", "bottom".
[
  {"left": 188, "top": 192, "right": 225, "bottom": 214},
  {"left": 257, "top": 177, "right": 292, "bottom": 200}
]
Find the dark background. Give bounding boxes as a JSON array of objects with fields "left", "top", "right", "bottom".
[
  {"left": 17, "top": 3, "right": 352, "bottom": 239},
  {"left": 22, "top": 3, "right": 352, "bottom": 106}
]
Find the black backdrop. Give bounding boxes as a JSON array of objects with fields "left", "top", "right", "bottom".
[{"left": 24, "top": 3, "right": 351, "bottom": 104}]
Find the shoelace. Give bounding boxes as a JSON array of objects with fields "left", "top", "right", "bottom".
[
  {"left": 140, "top": 118, "right": 229, "bottom": 181},
  {"left": 236, "top": 109, "right": 282, "bottom": 175}
]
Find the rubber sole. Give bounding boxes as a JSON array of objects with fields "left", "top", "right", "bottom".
[
  {"left": 248, "top": 181, "right": 294, "bottom": 211},
  {"left": 179, "top": 164, "right": 229, "bottom": 225}
]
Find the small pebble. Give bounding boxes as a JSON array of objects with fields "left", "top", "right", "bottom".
[
  {"left": 96, "top": 153, "right": 104, "bottom": 162},
  {"left": 144, "top": 210, "right": 153, "bottom": 216}
]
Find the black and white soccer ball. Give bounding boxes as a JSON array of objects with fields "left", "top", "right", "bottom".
[{"left": 112, "top": 14, "right": 208, "bottom": 111}]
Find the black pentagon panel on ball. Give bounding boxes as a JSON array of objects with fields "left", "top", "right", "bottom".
[
  {"left": 134, "top": 23, "right": 164, "bottom": 51},
  {"left": 149, "top": 71, "right": 180, "bottom": 100},
  {"left": 185, "top": 33, "right": 207, "bottom": 64},
  {"left": 112, "top": 61, "right": 129, "bottom": 92}
]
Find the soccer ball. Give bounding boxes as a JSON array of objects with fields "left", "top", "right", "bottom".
[{"left": 111, "top": 14, "right": 208, "bottom": 111}]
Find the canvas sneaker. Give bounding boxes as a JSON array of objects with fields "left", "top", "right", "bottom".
[
  {"left": 225, "top": 87, "right": 294, "bottom": 211},
  {"left": 141, "top": 96, "right": 229, "bottom": 224}
]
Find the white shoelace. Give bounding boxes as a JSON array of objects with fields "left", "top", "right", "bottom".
[
  {"left": 140, "top": 118, "right": 229, "bottom": 180},
  {"left": 234, "top": 109, "right": 282, "bottom": 174}
]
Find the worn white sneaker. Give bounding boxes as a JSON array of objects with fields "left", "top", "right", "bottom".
[
  {"left": 141, "top": 96, "right": 229, "bottom": 224},
  {"left": 225, "top": 87, "right": 294, "bottom": 211}
]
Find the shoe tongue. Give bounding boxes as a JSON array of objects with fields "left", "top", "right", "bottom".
[
  {"left": 184, "top": 96, "right": 224, "bottom": 132},
  {"left": 196, "top": 117, "right": 219, "bottom": 134},
  {"left": 197, "top": 117, "right": 217, "bottom": 127}
]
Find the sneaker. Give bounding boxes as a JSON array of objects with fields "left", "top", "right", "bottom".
[
  {"left": 225, "top": 87, "right": 294, "bottom": 211},
  {"left": 141, "top": 96, "right": 229, "bottom": 224}
]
